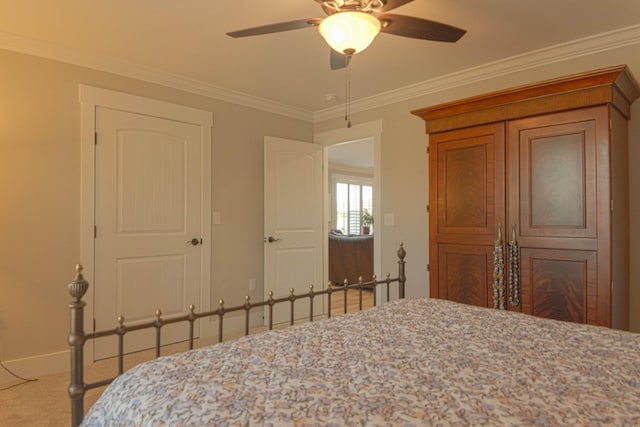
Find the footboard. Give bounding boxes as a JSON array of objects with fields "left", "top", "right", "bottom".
[{"left": 68, "top": 244, "right": 406, "bottom": 427}]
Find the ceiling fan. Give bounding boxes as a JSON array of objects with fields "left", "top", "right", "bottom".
[{"left": 226, "top": 0, "right": 466, "bottom": 70}]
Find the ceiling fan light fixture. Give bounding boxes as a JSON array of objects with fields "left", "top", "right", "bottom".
[{"left": 318, "top": 11, "right": 381, "bottom": 55}]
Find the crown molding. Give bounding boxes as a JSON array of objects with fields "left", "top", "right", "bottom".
[
  {"left": 2, "top": 24, "right": 640, "bottom": 124},
  {"left": 313, "top": 24, "right": 640, "bottom": 122},
  {"left": 0, "top": 30, "right": 314, "bottom": 122}
]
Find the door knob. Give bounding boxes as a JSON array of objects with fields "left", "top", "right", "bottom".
[
  {"left": 265, "top": 236, "right": 282, "bottom": 243},
  {"left": 188, "top": 238, "right": 202, "bottom": 245}
]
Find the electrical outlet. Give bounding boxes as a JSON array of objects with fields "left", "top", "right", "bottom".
[{"left": 249, "top": 278, "right": 256, "bottom": 292}]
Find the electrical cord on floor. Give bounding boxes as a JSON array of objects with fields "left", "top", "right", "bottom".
[{"left": 0, "top": 359, "right": 37, "bottom": 391}]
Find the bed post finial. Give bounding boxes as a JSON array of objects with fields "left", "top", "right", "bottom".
[
  {"left": 68, "top": 264, "right": 89, "bottom": 303},
  {"left": 397, "top": 243, "right": 406, "bottom": 299},
  {"left": 68, "top": 264, "right": 89, "bottom": 427}
]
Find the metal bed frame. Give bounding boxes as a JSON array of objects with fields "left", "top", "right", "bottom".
[{"left": 68, "top": 244, "right": 406, "bottom": 427}]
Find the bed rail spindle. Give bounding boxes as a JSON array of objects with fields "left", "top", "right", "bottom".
[
  {"left": 154, "top": 309, "right": 163, "bottom": 358},
  {"left": 308, "top": 284, "right": 315, "bottom": 321},
  {"left": 342, "top": 279, "right": 349, "bottom": 313},
  {"left": 326, "top": 283, "right": 333, "bottom": 318},
  {"left": 217, "top": 299, "right": 225, "bottom": 343},
  {"left": 369, "top": 274, "right": 376, "bottom": 306},
  {"left": 397, "top": 243, "right": 406, "bottom": 299},
  {"left": 267, "top": 291, "right": 274, "bottom": 330},
  {"left": 188, "top": 305, "right": 196, "bottom": 350},
  {"left": 385, "top": 273, "right": 391, "bottom": 302},
  {"left": 68, "top": 264, "right": 89, "bottom": 427},
  {"left": 244, "top": 296, "right": 251, "bottom": 336},
  {"left": 116, "top": 316, "right": 126, "bottom": 374},
  {"left": 289, "top": 288, "right": 295, "bottom": 325},
  {"left": 358, "top": 276, "right": 364, "bottom": 310}
]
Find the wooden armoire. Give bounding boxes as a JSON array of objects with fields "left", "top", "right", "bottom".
[{"left": 412, "top": 65, "right": 639, "bottom": 329}]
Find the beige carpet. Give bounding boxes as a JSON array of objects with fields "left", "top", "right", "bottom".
[{"left": 0, "top": 289, "right": 373, "bottom": 425}]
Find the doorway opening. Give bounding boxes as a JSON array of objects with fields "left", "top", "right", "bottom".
[
  {"left": 315, "top": 120, "right": 382, "bottom": 310},
  {"left": 327, "top": 138, "right": 375, "bottom": 312}
]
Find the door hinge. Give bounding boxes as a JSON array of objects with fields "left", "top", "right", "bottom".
[
  {"left": 426, "top": 204, "right": 430, "bottom": 214},
  {"left": 94, "top": 132, "right": 98, "bottom": 145},
  {"left": 93, "top": 318, "right": 96, "bottom": 331},
  {"left": 427, "top": 264, "right": 430, "bottom": 272},
  {"left": 611, "top": 199, "right": 614, "bottom": 211},
  {"left": 94, "top": 225, "right": 97, "bottom": 238},
  {"left": 426, "top": 145, "right": 430, "bottom": 154}
]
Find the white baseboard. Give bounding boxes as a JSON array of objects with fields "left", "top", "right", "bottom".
[{"left": 0, "top": 350, "right": 69, "bottom": 385}]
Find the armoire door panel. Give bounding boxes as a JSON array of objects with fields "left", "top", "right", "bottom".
[
  {"left": 437, "top": 244, "right": 493, "bottom": 307},
  {"left": 509, "top": 109, "right": 600, "bottom": 240},
  {"left": 530, "top": 133, "right": 585, "bottom": 227},
  {"left": 520, "top": 248, "right": 598, "bottom": 324},
  {"left": 443, "top": 143, "right": 487, "bottom": 228},
  {"left": 431, "top": 123, "right": 505, "bottom": 240}
]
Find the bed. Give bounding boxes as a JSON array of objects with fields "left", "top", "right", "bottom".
[
  {"left": 69, "top": 243, "right": 640, "bottom": 426},
  {"left": 68, "top": 244, "right": 407, "bottom": 426},
  {"left": 79, "top": 298, "right": 640, "bottom": 426}
]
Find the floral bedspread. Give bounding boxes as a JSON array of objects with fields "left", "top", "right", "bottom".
[{"left": 82, "top": 298, "right": 640, "bottom": 426}]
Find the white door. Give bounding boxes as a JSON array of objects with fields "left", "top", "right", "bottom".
[
  {"left": 264, "top": 137, "right": 323, "bottom": 325},
  {"left": 94, "top": 107, "right": 204, "bottom": 359}
]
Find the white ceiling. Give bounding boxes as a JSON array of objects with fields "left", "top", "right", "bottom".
[{"left": 1, "top": 0, "right": 639, "bottom": 119}]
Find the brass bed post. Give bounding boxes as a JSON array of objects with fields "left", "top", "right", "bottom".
[
  {"left": 217, "top": 299, "right": 225, "bottom": 343},
  {"left": 187, "top": 304, "right": 196, "bottom": 350},
  {"left": 154, "top": 310, "right": 163, "bottom": 358},
  {"left": 397, "top": 243, "right": 406, "bottom": 299},
  {"left": 289, "top": 288, "right": 296, "bottom": 325},
  {"left": 371, "top": 274, "right": 377, "bottom": 306},
  {"left": 326, "top": 282, "right": 333, "bottom": 318},
  {"left": 67, "top": 265, "right": 89, "bottom": 427},
  {"left": 308, "top": 284, "right": 315, "bottom": 321},
  {"left": 267, "top": 291, "right": 274, "bottom": 329},
  {"left": 342, "top": 278, "right": 349, "bottom": 313},
  {"left": 116, "top": 317, "right": 125, "bottom": 375},
  {"left": 385, "top": 274, "right": 391, "bottom": 302},
  {"left": 244, "top": 296, "right": 251, "bottom": 336}
]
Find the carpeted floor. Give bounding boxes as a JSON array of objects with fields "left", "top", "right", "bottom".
[
  {"left": 0, "top": 342, "right": 193, "bottom": 426},
  {"left": 0, "top": 289, "right": 373, "bottom": 425}
]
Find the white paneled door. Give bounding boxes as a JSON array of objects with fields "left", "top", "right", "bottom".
[
  {"left": 94, "top": 107, "right": 204, "bottom": 360},
  {"left": 264, "top": 137, "right": 324, "bottom": 325}
]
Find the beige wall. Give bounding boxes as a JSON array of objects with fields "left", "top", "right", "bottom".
[
  {"left": 1, "top": 37, "right": 640, "bottom": 375},
  {"left": 0, "top": 48, "right": 312, "bottom": 365}
]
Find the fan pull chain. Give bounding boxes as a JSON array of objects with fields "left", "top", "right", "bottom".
[{"left": 344, "top": 57, "right": 352, "bottom": 128}]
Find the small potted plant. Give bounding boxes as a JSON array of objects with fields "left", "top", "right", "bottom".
[{"left": 362, "top": 209, "right": 374, "bottom": 235}]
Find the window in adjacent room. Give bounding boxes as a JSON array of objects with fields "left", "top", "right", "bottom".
[{"left": 334, "top": 175, "right": 373, "bottom": 235}]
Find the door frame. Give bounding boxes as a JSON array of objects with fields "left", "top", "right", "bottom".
[
  {"left": 79, "top": 85, "right": 213, "bottom": 363},
  {"left": 314, "top": 120, "right": 383, "bottom": 303}
]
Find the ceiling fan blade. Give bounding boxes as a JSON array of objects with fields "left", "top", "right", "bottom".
[
  {"left": 378, "top": 14, "right": 466, "bottom": 42},
  {"left": 227, "top": 18, "right": 323, "bottom": 38},
  {"left": 379, "top": 0, "right": 415, "bottom": 13},
  {"left": 330, "top": 49, "right": 348, "bottom": 70}
]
